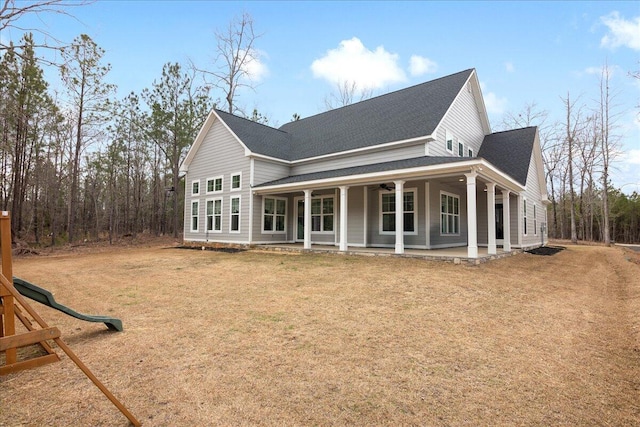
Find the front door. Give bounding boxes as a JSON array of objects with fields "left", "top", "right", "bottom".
[{"left": 496, "top": 203, "right": 504, "bottom": 241}]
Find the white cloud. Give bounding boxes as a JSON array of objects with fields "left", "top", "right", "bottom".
[
  {"left": 409, "top": 55, "right": 437, "bottom": 76},
  {"left": 480, "top": 82, "right": 508, "bottom": 116},
  {"left": 505, "top": 62, "right": 515, "bottom": 73},
  {"left": 242, "top": 49, "right": 268, "bottom": 82},
  {"left": 600, "top": 11, "right": 640, "bottom": 51},
  {"left": 627, "top": 149, "right": 640, "bottom": 165},
  {"left": 311, "top": 37, "right": 406, "bottom": 89}
]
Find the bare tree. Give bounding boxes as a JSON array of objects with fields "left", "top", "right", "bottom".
[
  {"left": 1, "top": 0, "right": 91, "bottom": 58},
  {"left": 195, "top": 13, "right": 262, "bottom": 115},
  {"left": 324, "top": 80, "right": 374, "bottom": 110}
]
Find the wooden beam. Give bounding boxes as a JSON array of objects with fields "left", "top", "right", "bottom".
[
  {"left": 0, "top": 354, "right": 59, "bottom": 375},
  {"left": 0, "top": 327, "right": 60, "bottom": 351}
]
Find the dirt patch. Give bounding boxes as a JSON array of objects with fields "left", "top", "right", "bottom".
[
  {"left": 174, "top": 245, "right": 246, "bottom": 254},
  {"left": 2, "top": 243, "right": 639, "bottom": 426},
  {"left": 525, "top": 245, "right": 566, "bottom": 256}
]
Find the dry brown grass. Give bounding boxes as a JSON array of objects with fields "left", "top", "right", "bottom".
[{"left": 1, "top": 242, "right": 639, "bottom": 426}]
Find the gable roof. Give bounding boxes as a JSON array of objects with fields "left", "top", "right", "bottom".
[
  {"left": 278, "top": 69, "right": 476, "bottom": 161},
  {"left": 478, "top": 127, "right": 538, "bottom": 186}
]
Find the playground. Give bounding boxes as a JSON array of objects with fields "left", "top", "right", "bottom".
[{"left": 2, "top": 235, "right": 639, "bottom": 425}]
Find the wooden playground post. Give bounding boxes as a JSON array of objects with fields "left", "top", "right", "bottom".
[
  {"left": 0, "top": 211, "right": 141, "bottom": 426},
  {"left": 0, "top": 211, "right": 17, "bottom": 365}
]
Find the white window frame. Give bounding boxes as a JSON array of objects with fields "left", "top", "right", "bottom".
[
  {"left": 458, "top": 141, "right": 464, "bottom": 157},
  {"left": 191, "top": 180, "right": 200, "bottom": 196},
  {"left": 378, "top": 188, "right": 418, "bottom": 235},
  {"left": 533, "top": 203, "right": 537, "bottom": 236},
  {"left": 310, "top": 196, "right": 334, "bottom": 233},
  {"left": 230, "top": 196, "right": 241, "bottom": 233},
  {"left": 190, "top": 200, "right": 200, "bottom": 232},
  {"left": 523, "top": 197, "right": 528, "bottom": 236},
  {"left": 206, "top": 198, "right": 223, "bottom": 233},
  {"left": 440, "top": 191, "right": 460, "bottom": 236},
  {"left": 468, "top": 147, "right": 473, "bottom": 157},
  {"left": 445, "top": 130, "right": 454, "bottom": 153},
  {"left": 230, "top": 172, "right": 242, "bottom": 192},
  {"left": 206, "top": 176, "right": 223, "bottom": 194},
  {"left": 262, "top": 196, "right": 287, "bottom": 234}
]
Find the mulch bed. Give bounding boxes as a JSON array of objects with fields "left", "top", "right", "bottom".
[{"left": 525, "top": 245, "right": 565, "bottom": 256}]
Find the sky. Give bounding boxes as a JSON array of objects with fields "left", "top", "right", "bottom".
[{"left": 4, "top": 0, "right": 640, "bottom": 193}]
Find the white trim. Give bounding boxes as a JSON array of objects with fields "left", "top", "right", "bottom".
[
  {"left": 468, "top": 147, "right": 473, "bottom": 158},
  {"left": 533, "top": 203, "right": 537, "bottom": 236},
  {"left": 191, "top": 179, "right": 201, "bottom": 196},
  {"left": 378, "top": 186, "right": 418, "bottom": 236},
  {"left": 249, "top": 159, "right": 255, "bottom": 243},
  {"left": 445, "top": 130, "right": 454, "bottom": 153},
  {"left": 190, "top": 199, "right": 200, "bottom": 232},
  {"left": 439, "top": 190, "right": 461, "bottom": 236},
  {"left": 363, "top": 186, "right": 368, "bottom": 247},
  {"left": 339, "top": 186, "right": 349, "bottom": 251},
  {"left": 261, "top": 196, "right": 287, "bottom": 234},
  {"left": 458, "top": 140, "right": 464, "bottom": 157},
  {"left": 230, "top": 172, "right": 242, "bottom": 192},
  {"left": 206, "top": 176, "right": 223, "bottom": 194},
  {"left": 205, "top": 197, "right": 223, "bottom": 233},
  {"left": 230, "top": 195, "right": 241, "bottom": 233},
  {"left": 523, "top": 196, "right": 528, "bottom": 236}
]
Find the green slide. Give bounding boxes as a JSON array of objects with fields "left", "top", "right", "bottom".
[{"left": 12, "top": 277, "right": 123, "bottom": 332}]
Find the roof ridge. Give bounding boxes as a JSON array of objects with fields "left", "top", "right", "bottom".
[{"left": 489, "top": 126, "right": 537, "bottom": 135}]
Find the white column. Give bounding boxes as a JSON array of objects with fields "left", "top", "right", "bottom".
[
  {"left": 363, "top": 186, "right": 368, "bottom": 247},
  {"left": 502, "top": 190, "right": 511, "bottom": 251},
  {"left": 394, "top": 180, "right": 405, "bottom": 254},
  {"left": 487, "top": 183, "right": 497, "bottom": 255},
  {"left": 304, "top": 189, "right": 312, "bottom": 249},
  {"left": 466, "top": 172, "right": 478, "bottom": 258},
  {"left": 339, "top": 186, "right": 349, "bottom": 251},
  {"left": 424, "top": 181, "right": 431, "bottom": 249}
]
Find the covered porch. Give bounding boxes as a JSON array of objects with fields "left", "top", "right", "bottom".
[{"left": 252, "top": 157, "right": 525, "bottom": 259}]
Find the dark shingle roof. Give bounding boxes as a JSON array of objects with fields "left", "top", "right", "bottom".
[
  {"left": 478, "top": 127, "right": 537, "bottom": 186},
  {"left": 254, "top": 156, "right": 471, "bottom": 187},
  {"left": 214, "top": 110, "right": 292, "bottom": 159},
  {"left": 215, "top": 69, "right": 474, "bottom": 162},
  {"left": 279, "top": 69, "right": 474, "bottom": 160}
]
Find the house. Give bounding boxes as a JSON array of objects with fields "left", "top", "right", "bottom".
[{"left": 180, "top": 69, "right": 549, "bottom": 258}]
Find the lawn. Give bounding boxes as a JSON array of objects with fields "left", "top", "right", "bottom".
[{"left": 1, "top": 242, "right": 639, "bottom": 426}]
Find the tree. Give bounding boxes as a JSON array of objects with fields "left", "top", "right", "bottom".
[
  {"left": 324, "top": 80, "right": 374, "bottom": 110},
  {"left": 0, "top": 0, "right": 90, "bottom": 61},
  {"left": 59, "top": 34, "right": 114, "bottom": 242},
  {"left": 195, "top": 12, "right": 262, "bottom": 115},
  {"left": 143, "top": 62, "right": 212, "bottom": 237}
]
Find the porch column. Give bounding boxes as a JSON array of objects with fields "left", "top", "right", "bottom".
[
  {"left": 502, "top": 190, "right": 511, "bottom": 251},
  {"left": 487, "top": 182, "right": 497, "bottom": 255},
  {"left": 304, "top": 189, "right": 312, "bottom": 249},
  {"left": 465, "top": 172, "right": 478, "bottom": 258},
  {"left": 394, "top": 180, "right": 405, "bottom": 254},
  {"left": 339, "top": 186, "right": 349, "bottom": 251}
]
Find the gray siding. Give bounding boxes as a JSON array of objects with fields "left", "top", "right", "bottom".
[
  {"left": 291, "top": 144, "right": 426, "bottom": 176},
  {"left": 183, "top": 119, "right": 251, "bottom": 243},
  {"left": 520, "top": 151, "right": 545, "bottom": 247},
  {"left": 253, "top": 159, "right": 290, "bottom": 186},
  {"left": 427, "top": 181, "right": 468, "bottom": 248},
  {"left": 431, "top": 83, "right": 486, "bottom": 158},
  {"left": 346, "top": 186, "right": 365, "bottom": 245}
]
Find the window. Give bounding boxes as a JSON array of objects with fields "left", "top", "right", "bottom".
[
  {"left": 440, "top": 192, "right": 460, "bottom": 235},
  {"left": 191, "top": 180, "right": 200, "bottom": 196},
  {"left": 523, "top": 198, "right": 528, "bottom": 235},
  {"left": 446, "top": 130, "right": 454, "bottom": 153},
  {"left": 311, "top": 196, "right": 333, "bottom": 232},
  {"left": 207, "top": 176, "right": 223, "bottom": 193},
  {"left": 230, "top": 196, "right": 240, "bottom": 232},
  {"left": 458, "top": 141, "right": 464, "bottom": 157},
  {"left": 231, "top": 173, "right": 241, "bottom": 191},
  {"left": 468, "top": 148, "right": 473, "bottom": 157},
  {"left": 533, "top": 204, "right": 537, "bottom": 236},
  {"left": 380, "top": 189, "right": 417, "bottom": 234},
  {"left": 206, "top": 198, "right": 222, "bottom": 232},
  {"left": 263, "top": 197, "right": 286, "bottom": 233},
  {"left": 190, "top": 200, "right": 199, "bottom": 232}
]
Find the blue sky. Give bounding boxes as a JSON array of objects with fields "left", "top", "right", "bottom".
[{"left": 4, "top": 1, "right": 640, "bottom": 192}]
